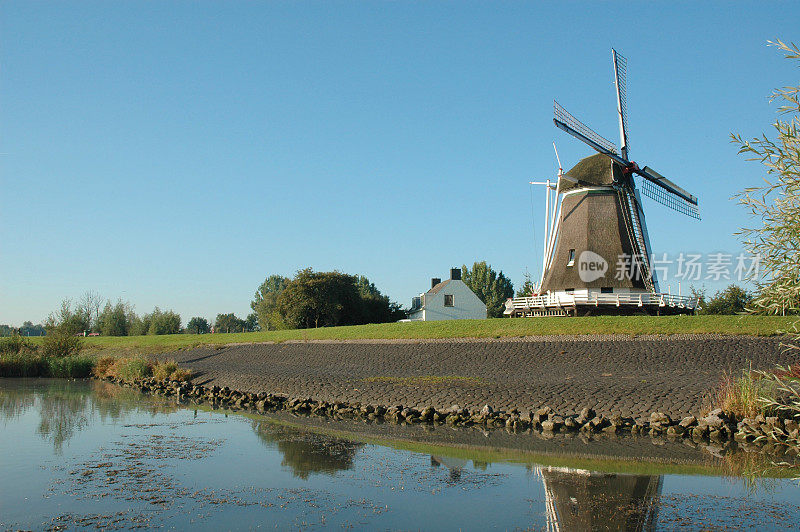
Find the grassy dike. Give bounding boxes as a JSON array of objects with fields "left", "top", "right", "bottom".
[{"left": 39, "top": 315, "right": 800, "bottom": 357}]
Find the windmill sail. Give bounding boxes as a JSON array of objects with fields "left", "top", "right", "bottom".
[
  {"left": 612, "top": 49, "right": 630, "bottom": 159},
  {"left": 618, "top": 187, "right": 656, "bottom": 292},
  {"left": 553, "top": 101, "right": 620, "bottom": 157}
]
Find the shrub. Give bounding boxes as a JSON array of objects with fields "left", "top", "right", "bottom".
[
  {"left": 152, "top": 360, "right": 179, "bottom": 381},
  {"left": 108, "top": 356, "right": 153, "bottom": 381},
  {"left": 92, "top": 356, "right": 117, "bottom": 378},
  {"left": 41, "top": 332, "right": 82, "bottom": 358},
  {"left": 0, "top": 334, "right": 30, "bottom": 355},
  {"left": 170, "top": 367, "right": 193, "bottom": 382}
]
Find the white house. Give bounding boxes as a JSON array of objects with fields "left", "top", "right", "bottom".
[{"left": 407, "top": 268, "right": 487, "bottom": 321}]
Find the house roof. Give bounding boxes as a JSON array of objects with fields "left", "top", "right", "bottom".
[{"left": 427, "top": 279, "right": 451, "bottom": 295}]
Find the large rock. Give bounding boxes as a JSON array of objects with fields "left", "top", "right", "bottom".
[
  {"left": 650, "top": 412, "right": 672, "bottom": 427},
  {"left": 699, "top": 414, "right": 725, "bottom": 430}
]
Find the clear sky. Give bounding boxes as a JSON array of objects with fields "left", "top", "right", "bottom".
[{"left": 1, "top": 1, "right": 797, "bottom": 326}]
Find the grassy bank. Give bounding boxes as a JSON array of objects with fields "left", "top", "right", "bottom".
[{"left": 35, "top": 315, "right": 799, "bottom": 356}]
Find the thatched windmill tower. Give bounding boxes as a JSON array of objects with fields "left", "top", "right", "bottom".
[{"left": 506, "top": 49, "right": 700, "bottom": 317}]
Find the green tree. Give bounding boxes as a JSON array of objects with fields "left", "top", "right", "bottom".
[
  {"left": 733, "top": 40, "right": 800, "bottom": 315},
  {"left": 45, "top": 299, "right": 90, "bottom": 336},
  {"left": 143, "top": 307, "right": 181, "bottom": 335},
  {"left": 98, "top": 299, "right": 135, "bottom": 336},
  {"left": 187, "top": 317, "right": 211, "bottom": 334},
  {"left": 690, "top": 286, "right": 708, "bottom": 310},
  {"left": 698, "top": 285, "right": 753, "bottom": 315},
  {"left": 244, "top": 313, "right": 260, "bottom": 332},
  {"left": 251, "top": 275, "right": 290, "bottom": 330},
  {"left": 19, "top": 321, "right": 46, "bottom": 336},
  {"left": 275, "top": 269, "right": 363, "bottom": 329},
  {"left": 461, "top": 261, "right": 515, "bottom": 318},
  {"left": 515, "top": 270, "right": 535, "bottom": 297},
  {"left": 129, "top": 314, "right": 148, "bottom": 336},
  {"left": 356, "top": 276, "right": 406, "bottom": 324},
  {"left": 214, "top": 313, "right": 246, "bottom": 333},
  {"left": 77, "top": 290, "right": 103, "bottom": 333}
]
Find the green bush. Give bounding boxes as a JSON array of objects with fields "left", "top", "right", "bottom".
[
  {"left": 41, "top": 333, "right": 83, "bottom": 358},
  {"left": 698, "top": 285, "right": 753, "bottom": 315}
]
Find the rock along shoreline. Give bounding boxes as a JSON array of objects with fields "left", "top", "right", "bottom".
[{"left": 103, "top": 374, "right": 800, "bottom": 457}]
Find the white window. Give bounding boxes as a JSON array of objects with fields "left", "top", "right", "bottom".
[
  {"left": 567, "top": 249, "right": 576, "bottom": 266},
  {"left": 444, "top": 294, "right": 454, "bottom": 307}
]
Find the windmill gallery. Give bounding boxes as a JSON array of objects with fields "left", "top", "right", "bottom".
[{"left": 505, "top": 49, "right": 701, "bottom": 318}]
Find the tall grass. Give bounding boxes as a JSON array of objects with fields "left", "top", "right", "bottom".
[
  {"left": 46, "top": 355, "right": 95, "bottom": 378},
  {"left": 0, "top": 352, "right": 94, "bottom": 378},
  {"left": 713, "top": 367, "right": 776, "bottom": 418}
]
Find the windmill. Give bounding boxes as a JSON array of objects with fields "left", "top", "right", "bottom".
[{"left": 506, "top": 49, "right": 700, "bottom": 317}]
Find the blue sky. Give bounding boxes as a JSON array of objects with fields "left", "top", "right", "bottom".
[{"left": 1, "top": 2, "right": 797, "bottom": 326}]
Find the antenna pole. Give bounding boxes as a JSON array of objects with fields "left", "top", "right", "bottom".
[{"left": 530, "top": 180, "right": 558, "bottom": 287}]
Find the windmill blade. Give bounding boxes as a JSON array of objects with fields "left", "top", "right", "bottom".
[
  {"left": 637, "top": 166, "right": 698, "bottom": 205},
  {"left": 636, "top": 169, "right": 701, "bottom": 219},
  {"left": 612, "top": 49, "right": 630, "bottom": 159},
  {"left": 553, "top": 101, "right": 628, "bottom": 167}
]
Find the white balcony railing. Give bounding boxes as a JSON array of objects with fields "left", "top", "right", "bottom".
[{"left": 504, "top": 291, "right": 698, "bottom": 314}]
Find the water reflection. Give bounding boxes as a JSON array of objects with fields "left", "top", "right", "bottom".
[
  {"left": 0, "top": 379, "right": 178, "bottom": 453},
  {"left": 430, "top": 455, "right": 469, "bottom": 482},
  {"left": 252, "top": 421, "right": 363, "bottom": 479},
  {"left": 536, "top": 466, "right": 661, "bottom": 531},
  {"left": 427, "top": 453, "right": 661, "bottom": 529}
]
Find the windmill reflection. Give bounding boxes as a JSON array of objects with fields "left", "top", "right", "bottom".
[
  {"left": 536, "top": 466, "right": 661, "bottom": 531},
  {"left": 252, "top": 421, "right": 362, "bottom": 479},
  {"left": 430, "top": 455, "right": 470, "bottom": 482}
]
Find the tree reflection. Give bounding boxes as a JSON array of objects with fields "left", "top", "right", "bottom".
[
  {"left": 0, "top": 380, "right": 178, "bottom": 453},
  {"left": 252, "top": 421, "right": 362, "bottom": 479}
]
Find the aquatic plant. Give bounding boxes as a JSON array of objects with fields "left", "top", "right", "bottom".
[
  {"left": 0, "top": 352, "right": 49, "bottom": 377},
  {"left": 47, "top": 355, "right": 95, "bottom": 378}
]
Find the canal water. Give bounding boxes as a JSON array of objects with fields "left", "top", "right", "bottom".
[{"left": 1, "top": 379, "right": 799, "bottom": 530}]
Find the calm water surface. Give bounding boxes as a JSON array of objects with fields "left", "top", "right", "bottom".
[{"left": 1, "top": 379, "right": 799, "bottom": 530}]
